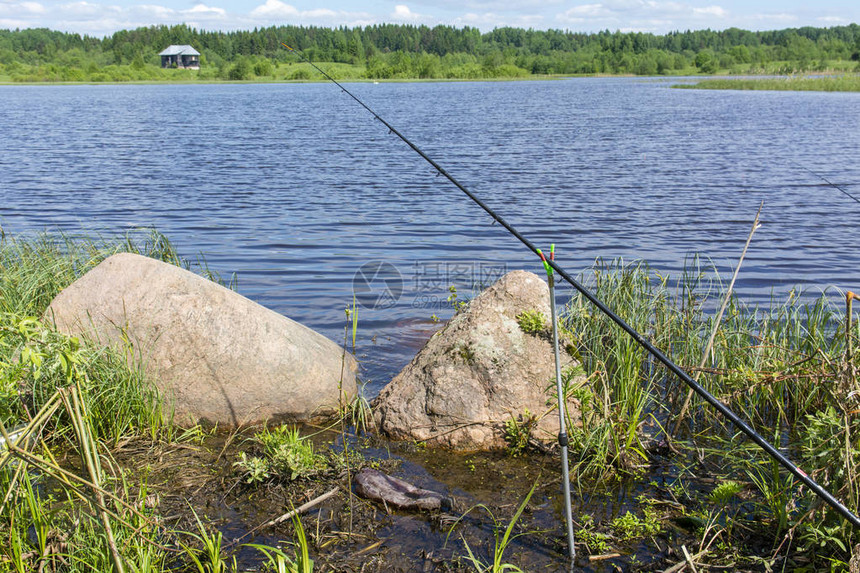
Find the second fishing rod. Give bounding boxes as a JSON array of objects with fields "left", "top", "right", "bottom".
[{"left": 281, "top": 43, "right": 860, "bottom": 529}]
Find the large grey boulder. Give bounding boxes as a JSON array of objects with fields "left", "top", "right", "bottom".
[
  {"left": 45, "top": 253, "right": 357, "bottom": 426},
  {"left": 374, "top": 270, "right": 581, "bottom": 450}
]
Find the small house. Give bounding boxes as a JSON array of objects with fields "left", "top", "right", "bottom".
[{"left": 159, "top": 45, "right": 200, "bottom": 69}]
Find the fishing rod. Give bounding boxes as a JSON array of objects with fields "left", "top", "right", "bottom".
[
  {"left": 794, "top": 161, "right": 860, "bottom": 205},
  {"left": 282, "top": 43, "right": 860, "bottom": 529}
]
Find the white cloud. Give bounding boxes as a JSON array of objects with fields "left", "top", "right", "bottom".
[
  {"left": 565, "top": 4, "right": 606, "bottom": 18},
  {"left": 602, "top": 0, "right": 645, "bottom": 11},
  {"left": 693, "top": 6, "right": 727, "bottom": 18},
  {"left": 747, "top": 12, "right": 798, "bottom": 24},
  {"left": 250, "top": 0, "right": 298, "bottom": 18},
  {"left": 0, "top": 0, "right": 853, "bottom": 37},
  {"left": 1, "top": 0, "right": 47, "bottom": 17},
  {"left": 393, "top": 5, "right": 412, "bottom": 17},
  {"left": 186, "top": 4, "right": 226, "bottom": 17},
  {"left": 246, "top": 1, "right": 371, "bottom": 27},
  {"left": 305, "top": 8, "right": 337, "bottom": 18},
  {"left": 392, "top": 5, "right": 424, "bottom": 22},
  {"left": 61, "top": 1, "right": 105, "bottom": 17},
  {"left": 18, "top": 1, "right": 46, "bottom": 14},
  {"left": 414, "top": 0, "right": 562, "bottom": 10},
  {"left": 132, "top": 4, "right": 171, "bottom": 18},
  {"left": 0, "top": 17, "right": 30, "bottom": 28}
]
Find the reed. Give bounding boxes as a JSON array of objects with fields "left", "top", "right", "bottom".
[
  {"left": 446, "top": 481, "right": 537, "bottom": 573},
  {"left": 0, "top": 227, "right": 233, "bottom": 317},
  {"left": 676, "top": 75, "right": 860, "bottom": 92},
  {"left": 0, "top": 309, "right": 169, "bottom": 444},
  {"left": 561, "top": 256, "right": 860, "bottom": 562},
  {"left": 0, "top": 228, "right": 243, "bottom": 443},
  {"left": 562, "top": 258, "right": 677, "bottom": 478}
]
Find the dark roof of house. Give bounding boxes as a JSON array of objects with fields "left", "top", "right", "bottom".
[{"left": 158, "top": 45, "right": 200, "bottom": 57}]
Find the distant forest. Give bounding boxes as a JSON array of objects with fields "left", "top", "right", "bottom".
[{"left": 1, "top": 23, "right": 859, "bottom": 82}]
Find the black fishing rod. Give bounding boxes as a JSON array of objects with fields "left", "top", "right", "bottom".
[
  {"left": 794, "top": 161, "right": 860, "bottom": 205},
  {"left": 282, "top": 44, "right": 860, "bottom": 528}
]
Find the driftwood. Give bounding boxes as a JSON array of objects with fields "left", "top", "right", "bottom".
[
  {"left": 264, "top": 487, "right": 339, "bottom": 528},
  {"left": 353, "top": 468, "right": 451, "bottom": 511},
  {"left": 234, "top": 487, "right": 340, "bottom": 545}
]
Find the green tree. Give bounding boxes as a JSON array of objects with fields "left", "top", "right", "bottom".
[
  {"left": 130, "top": 53, "right": 145, "bottom": 70},
  {"left": 695, "top": 49, "right": 717, "bottom": 73},
  {"left": 252, "top": 58, "right": 273, "bottom": 76},
  {"left": 228, "top": 57, "right": 251, "bottom": 80},
  {"left": 634, "top": 54, "right": 658, "bottom": 75},
  {"left": 729, "top": 44, "right": 751, "bottom": 63}
]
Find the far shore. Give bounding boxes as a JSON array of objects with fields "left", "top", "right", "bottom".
[{"left": 4, "top": 70, "right": 860, "bottom": 91}]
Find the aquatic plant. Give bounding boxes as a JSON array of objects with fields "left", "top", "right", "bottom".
[
  {"left": 503, "top": 409, "right": 535, "bottom": 456},
  {"left": 0, "top": 228, "right": 234, "bottom": 317},
  {"left": 246, "top": 506, "right": 313, "bottom": 572},
  {"left": 447, "top": 481, "right": 538, "bottom": 573},
  {"left": 181, "top": 508, "right": 235, "bottom": 573},
  {"left": 610, "top": 509, "right": 662, "bottom": 541},
  {"left": 677, "top": 75, "right": 860, "bottom": 92},
  {"left": 576, "top": 515, "right": 611, "bottom": 555},
  {"left": 235, "top": 425, "right": 327, "bottom": 483},
  {"left": 561, "top": 259, "right": 668, "bottom": 479}
]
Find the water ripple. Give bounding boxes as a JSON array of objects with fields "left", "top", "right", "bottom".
[{"left": 1, "top": 80, "right": 859, "bottom": 393}]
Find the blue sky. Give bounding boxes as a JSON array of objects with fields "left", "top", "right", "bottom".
[{"left": 1, "top": 0, "right": 858, "bottom": 37}]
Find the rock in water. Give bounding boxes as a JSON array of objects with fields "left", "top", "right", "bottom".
[
  {"left": 373, "top": 270, "right": 582, "bottom": 450},
  {"left": 45, "top": 253, "right": 357, "bottom": 426},
  {"left": 353, "top": 468, "right": 450, "bottom": 511}
]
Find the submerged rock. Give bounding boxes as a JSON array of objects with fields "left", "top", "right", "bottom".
[
  {"left": 353, "top": 468, "right": 450, "bottom": 511},
  {"left": 373, "top": 270, "right": 582, "bottom": 450},
  {"left": 45, "top": 252, "right": 357, "bottom": 426}
]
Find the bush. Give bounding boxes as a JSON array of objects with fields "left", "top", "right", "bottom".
[
  {"left": 228, "top": 58, "right": 251, "bottom": 80},
  {"left": 289, "top": 68, "right": 312, "bottom": 80},
  {"left": 253, "top": 59, "right": 273, "bottom": 77}
]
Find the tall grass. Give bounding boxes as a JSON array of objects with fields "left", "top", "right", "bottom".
[
  {"left": 0, "top": 229, "right": 344, "bottom": 573},
  {"left": 676, "top": 75, "right": 860, "bottom": 92},
  {"left": 0, "top": 228, "right": 242, "bottom": 442},
  {"left": 0, "top": 227, "right": 233, "bottom": 317},
  {"left": 561, "top": 258, "right": 679, "bottom": 479},
  {"left": 561, "top": 257, "right": 860, "bottom": 562},
  {"left": 0, "top": 230, "right": 308, "bottom": 572}
]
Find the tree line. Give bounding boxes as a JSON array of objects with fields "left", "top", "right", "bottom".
[{"left": 1, "top": 23, "right": 859, "bottom": 82}]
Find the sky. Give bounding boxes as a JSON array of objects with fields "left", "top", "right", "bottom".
[{"left": 1, "top": 0, "right": 858, "bottom": 38}]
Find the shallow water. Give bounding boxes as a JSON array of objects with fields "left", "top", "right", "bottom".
[
  {"left": 130, "top": 429, "right": 696, "bottom": 572},
  {"left": 1, "top": 79, "right": 859, "bottom": 392}
]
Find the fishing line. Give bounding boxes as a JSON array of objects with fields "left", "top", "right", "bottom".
[
  {"left": 794, "top": 161, "right": 860, "bottom": 205},
  {"left": 282, "top": 44, "right": 860, "bottom": 528}
]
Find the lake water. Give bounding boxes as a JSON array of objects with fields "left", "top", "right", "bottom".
[{"left": 1, "top": 79, "right": 859, "bottom": 394}]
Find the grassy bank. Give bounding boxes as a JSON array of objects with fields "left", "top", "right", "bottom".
[
  {"left": 3, "top": 58, "right": 858, "bottom": 85},
  {"left": 2, "top": 230, "right": 860, "bottom": 571},
  {"left": 0, "top": 230, "right": 301, "bottom": 572},
  {"left": 675, "top": 74, "right": 860, "bottom": 92},
  {"left": 561, "top": 256, "right": 860, "bottom": 568}
]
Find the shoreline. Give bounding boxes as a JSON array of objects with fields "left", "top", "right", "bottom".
[{"left": 3, "top": 70, "right": 858, "bottom": 89}]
